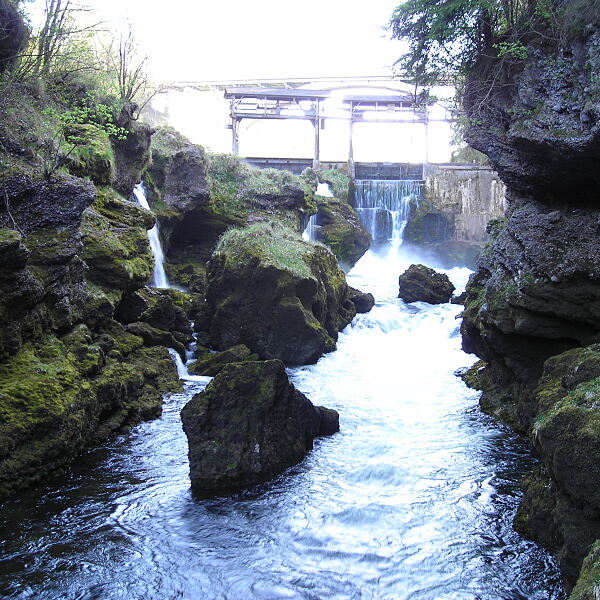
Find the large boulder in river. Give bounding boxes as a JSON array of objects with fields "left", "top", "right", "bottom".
[
  {"left": 206, "top": 221, "right": 356, "bottom": 365},
  {"left": 180, "top": 359, "right": 339, "bottom": 492},
  {"left": 398, "top": 264, "right": 455, "bottom": 304}
]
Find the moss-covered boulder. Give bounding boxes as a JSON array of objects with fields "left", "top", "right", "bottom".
[
  {"left": 180, "top": 359, "right": 339, "bottom": 493},
  {"left": 0, "top": 325, "right": 179, "bottom": 499},
  {"left": 313, "top": 196, "right": 371, "bottom": 272},
  {"left": 398, "top": 264, "right": 455, "bottom": 304},
  {"left": 67, "top": 125, "right": 115, "bottom": 186},
  {"left": 115, "top": 288, "right": 192, "bottom": 338},
  {"left": 205, "top": 221, "right": 356, "bottom": 365},
  {"left": 187, "top": 344, "right": 258, "bottom": 376}
]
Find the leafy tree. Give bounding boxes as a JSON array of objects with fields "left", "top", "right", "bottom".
[
  {"left": 97, "top": 24, "right": 169, "bottom": 120},
  {"left": 388, "top": 0, "right": 540, "bottom": 84}
]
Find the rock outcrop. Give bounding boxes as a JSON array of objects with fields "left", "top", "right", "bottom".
[
  {"left": 205, "top": 221, "right": 355, "bottom": 365},
  {"left": 398, "top": 264, "right": 455, "bottom": 304},
  {"left": 0, "top": 0, "right": 27, "bottom": 73},
  {"left": 0, "top": 134, "right": 180, "bottom": 497},
  {"left": 144, "top": 129, "right": 317, "bottom": 293},
  {"left": 312, "top": 196, "right": 371, "bottom": 272},
  {"left": 310, "top": 169, "right": 370, "bottom": 271},
  {"left": 0, "top": 176, "right": 180, "bottom": 499},
  {"left": 460, "top": 20, "right": 600, "bottom": 594},
  {"left": 187, "top": 344, "right": 258, "bottom": 376},
  {"left": 180, "top": 359, "right": 339, "bottom": 493}
]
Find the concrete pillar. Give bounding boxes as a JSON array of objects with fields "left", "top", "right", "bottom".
[
  {"left": 313, "top": 99, "right": 320, "bottom": 169},
  {"left": 232, "top": 118, "right": 240, "bottom": 156}
]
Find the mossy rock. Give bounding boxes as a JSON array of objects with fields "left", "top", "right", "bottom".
[
  {"left": 398, "top": 264, "right": 455, "bottom": 304},
  {"left": 152, "top": 150, "right": 319, "bottom": 276},
  {"left": 318, "top": 167, "right": 354, "bottom": 203},
  {"left": 569, "top": 540, "right": 600, "bottom": 600},
  {"left": 206, "top": 221, "right": 355, "bottom": 365},
  {"left": 81, "top": 194, "right": 154, "bottom": 294},
  {"left": 67, "top": 124, "right": 115, "bottom": 186},
  {"left": 460, "top": 360, "right": 488, "bottom": 390},
  {"left": 0, "top": 324, "right": 180, "bottom": 499},
  {"left": 313, "top": 196, "right": 371, "bottom": 272},
  {"left": 187, "top": 344, "right": 258, "bottom": 376},
  {"left": 181, "top": 359, "right": 338, "bottom": 492}
]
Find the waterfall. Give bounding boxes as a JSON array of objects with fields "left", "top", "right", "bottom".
[
  {"left": 354, "top": 179, "right": 421, "bottom": 247},
  {"left": 132, "top": 183, "right": 170, "bottom": 289},
  {"left": 303, "top": 183, "right": 333, "bottom": 241},
  {"left": 167, "top": 348, "right": 212, "bottom": 383},
  {"left": 302, "top": 214, "right": 317, "bottom": 241}
]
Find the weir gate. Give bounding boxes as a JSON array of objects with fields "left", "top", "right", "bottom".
[{"left": 243, "top": 159, "right": 423, "bottom": 181}]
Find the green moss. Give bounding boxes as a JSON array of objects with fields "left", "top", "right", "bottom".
[
  {"left": 215, "top": 221, "right": 316, "bottom": 280},
  {"left": 81, "top": 206, "right": 153, "bottom": 292},
  {"left": 0, "top": 336, "right": 81, "bottom": 453},
  {"left": 569, "top": 539, "right": 600, "bottom": 600},
  {"left": 318, "top": 168, "right": 353, "bottom": 203},
  {"left": 188, "top": 344, "right": 258, "bottom": 376},
  {"left": 206, "top": 153, "right": 315, "bottom": 231},
  {"left": 67, "top": 124, "right": 115, "bottom": 185},
  {"left": 461, "top": 360, "right": 488, "bottom": 389},
  {"left": 94, "top": 187, "right": 154, "bottom": 229}
]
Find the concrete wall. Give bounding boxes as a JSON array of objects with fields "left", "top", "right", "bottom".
[{"left": 424, "top": 164, "right": 507, "bottom": 242}]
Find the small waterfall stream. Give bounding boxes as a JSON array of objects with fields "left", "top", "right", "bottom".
[
  {"left": 302, "top": 182, "right": 333, "bottom": 241},
  {"left": 133, "top": 183, "right": 170, "bottom": 289},
  {"left": 0, "top": 179, "right": 565, "bottom": 599}
]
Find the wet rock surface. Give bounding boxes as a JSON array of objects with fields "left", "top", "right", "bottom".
[
  {"left": 313, "top": 196, "right": 371, "bottom": 272},
  {"left": 398, "top": 264, "right": 455, "bottom": 304},
  {"left": 180, "top": 360, "right": 339, "bottom": 493}
]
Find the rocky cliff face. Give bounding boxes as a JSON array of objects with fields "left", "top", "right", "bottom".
[
  {"left": 461, "top": 22, "right": 600, "bottom": 593},
  {"left": 0, "top": 121, "right": 182, "bottom": 498}
]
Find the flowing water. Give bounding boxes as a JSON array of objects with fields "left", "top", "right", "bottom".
[
  {"left": 0, "top": 183, "right": 566, "bottom": 599},
  {"left": 302, "top": 183, "right": 332, "bottom": 241},
  {"left": 132, "top": 183, "right": 170, "bottom": 289},
  {"left": 354, "top": 180, "right": 421, "bottom": 246}
]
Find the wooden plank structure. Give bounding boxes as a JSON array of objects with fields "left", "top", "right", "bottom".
[{"left": 224, "top": 87, "right": 436, "bottom": 174}]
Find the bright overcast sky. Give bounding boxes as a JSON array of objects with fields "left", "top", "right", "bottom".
[{"left": 70, "top": 0, "right": 402, "bottom": 82}]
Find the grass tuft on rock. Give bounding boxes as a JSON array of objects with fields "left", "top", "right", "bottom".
[{"left": 214, "top": 221, "right": 315, "bottom": 280}]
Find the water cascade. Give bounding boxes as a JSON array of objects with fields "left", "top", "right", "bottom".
[
  {"left": 302, "top": 183, "right": 333, "bottom": 241},
  {"left": 167, "top": 348, "right": 213, "bottom": 384},
  {"left": 133, "top": 183, "right": 170, "bottom": 288},
  {"left": 0, "top": 182, "right": 565, "bottom": 599},
  {"left": 354, "top": 179, "right": 421, "bottom": 246}
]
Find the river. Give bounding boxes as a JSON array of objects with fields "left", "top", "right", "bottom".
[{"left": 0, "top": 241, "right": 565, "bottom": 599}]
